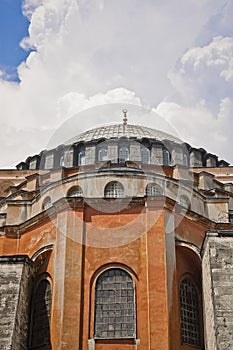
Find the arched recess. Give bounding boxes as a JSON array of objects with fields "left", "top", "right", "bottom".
[
  {"left": 146, "top": 183, "right": 163, "bottom": 196},
  {"left": 98, "top": 145, "right": 108, "bottom": 162},
  {"left": 90, "top": 264, "right": 137, "bottom": 341},
  {"left": 104, "top": 181, "right": 124, "bottom": 198},
  {"left": 141, "top": 147, "right": 150, "bottom": 164},
  {"left": 29, "top": 274, "right": 52, "bottom": 349},
  {"left": 67, "top": 185, "right": 83, "bottom": 197},
  {"left": 42, "top": 196, "right": 52, "bottom": 211},
  {"left": 31, "top": 246, "right": 53, "bottom": 273},
  {"left": 179, "top": 278, "right": 201, "bottom": 347},
  {"left": 29, "top": 247, "right": 53, "bottom": 349},
  {"left": 174, "top": 244, "right": 204, "bottom": 349},
  {"left": 119, "top": 146, "right": 129, "bottom": 163}
]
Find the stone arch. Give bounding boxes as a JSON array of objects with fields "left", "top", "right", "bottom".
[
  {"left": 42, "top": 196, "right": 52, "bottom": 210},
  {"left": 104, "top": 181, "right": 124, "bottom": 198},
  {"left": 67, "top": 185, "right": 83, "bottom": 197}
]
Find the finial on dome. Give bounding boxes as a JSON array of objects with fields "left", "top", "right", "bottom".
[{"left": 122, "top": 109, "right": 128, "bottom": 125}]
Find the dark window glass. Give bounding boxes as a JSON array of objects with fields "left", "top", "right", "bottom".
[
  {"left": 30, "top": 279, "right": 52, "bottom": 348},
  {"left": 163, "top": 148, "right": 170, "bottom": 166},
  {"left": 94, "top": 269, "right": 136, "bottom": 339},
  {"left": 180, "top": 279, "right": 201, "bottom": 347}
]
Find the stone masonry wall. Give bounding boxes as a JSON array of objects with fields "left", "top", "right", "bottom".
[
  {"left": 202, "top": 233, "right": 233, "bottom": 350},
  {"left": 0, "top": 256, "right": 33, "bottom": 350}
]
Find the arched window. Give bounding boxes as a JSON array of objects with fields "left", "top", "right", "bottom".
[
  {"left": 30, "top": 279, "right": 52, "bottom": 348},
  {"left": 146, "top": 183, "right": 162, "bottom": 196},
  {"left": 183, "top": 153, "right": 189, "bottom": 166},
  {"left": 94, "top": 268, "right": 136, "bottom": 339},
  {"left": 60, "top": 155, "right": 65, "bottom": 167},
  {"left": 78, "top": 150, "right": 86, "bottom": 166},
  {"left": 119, "top": 147, "right": 129, "bottom": 164},
  {"left": 67, "top": 186, "right": 83, "bottom": 197},
  {"left": 44, "top": 154, "right": 54, "bottom": 170},
  {"left": 98, "top": 147, "right": 108, "bottom": 161},
  {"left": 141, "top": 147, "right": 150, "bottom": 164},
  {"left": 104, "top": 181, "right": 124, "bottom": 198},
  {"left": 163, "top": 148, "right": 170, "bottom": 166},
  {"left": 180, "top": 279, "right": 201, "bottom": 347},
  {"left": 42, "top": 197, "right": 52, "bottom": 210},
  {"left": 29, "top": 159, "right": 37, "bottom": 170}
]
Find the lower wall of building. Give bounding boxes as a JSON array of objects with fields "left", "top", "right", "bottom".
[
  {"left": 0, "top": 255, "right": 33, "bottom": 350},
  {"left": 202, "top": 233, "right": 233, "bottom": 350}
]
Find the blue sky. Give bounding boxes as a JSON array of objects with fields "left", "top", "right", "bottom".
[
  {"left": 0, "top": 0, "right": 232, "bottom": 168},
  {"left": 0, "top": 0, "right": 31, "bottom": 81}
]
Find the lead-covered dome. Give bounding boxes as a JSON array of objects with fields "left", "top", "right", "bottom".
[
  {"left": 16, "top": 114, "right": 229, "bottom": 170},
  {"left": 65, "top": 123, "right": 181, "bottom": 145}
]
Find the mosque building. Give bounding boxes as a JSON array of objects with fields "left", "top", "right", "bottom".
[{"left": 0, "top": 110, "right": 232, "bottom": 350}]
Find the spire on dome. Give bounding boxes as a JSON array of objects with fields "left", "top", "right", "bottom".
[{"left": 122, "top": 109, "right": 128, "bottom": 126}]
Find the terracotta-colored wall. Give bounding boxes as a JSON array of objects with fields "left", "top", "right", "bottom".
[
  {"left": 77, "top": 205, "right": 170, "bottom": 350},
  {"left": 0, "top": 204, "right": 206, "bottom": 350},
  {"left": 170, "top": 243, "right": 203, "bottom": 350}
]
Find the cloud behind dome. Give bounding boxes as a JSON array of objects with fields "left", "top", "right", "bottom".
[{"left": 0, "top": 0, "right": 232, "bottom": 167}]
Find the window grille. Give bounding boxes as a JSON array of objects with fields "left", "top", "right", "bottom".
[
  {"left": 183, "top": 154, "right": 189, "bottom": 166},
  {"left": 78, "top": 151, "right": 86, "bottom": 166},
  {"left": 146, "top": 183, "right": 162, "bottom": 196},
  {"left": 30, "top": 279, "right": 52, "bottom": 348},
  {"left": 141, "top": 148, "right": 150, "bottom": 164},
  {"left": 29, "top": 160, "right": 37, "bottom": 170},
  {"left": 119, "top": 147, "right": 129, "bottom": 163},
  {"left": 68, "top": 186, "right": 83, "bottom": 197},
  {"left": 180, "top": 279, "right": 201, "bottom": 347},
  {"left": 104, "top": 182, "right": 124, "bottom": 198},
  {"left": 64, "top": 150, "right": 74, "bottom": 167},
  {"left": 60, "top": 155, "right": 65, "bottom": 167},
  {"left": 98, "top": 148, "right": 108, "bottom": 161},
  {"left": 44, "top": 154, "right": 54, "bottom": 169},
  {"left": 163, "top": 148, "right": 170, "bottom": 166},
  {"left": 94, "top": 268, "right": 136, "bottom": 339}
]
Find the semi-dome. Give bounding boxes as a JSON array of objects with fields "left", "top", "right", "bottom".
[{"left": 65, "top": 123, "right": 181, "bottom": 145}]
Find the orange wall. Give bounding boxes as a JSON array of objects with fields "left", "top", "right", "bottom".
[{"left": 0, "top": 204, "right": 205, "bottom": 350}]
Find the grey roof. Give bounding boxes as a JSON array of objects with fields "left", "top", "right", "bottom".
[{"left": 65, "top": 123, "right": 182, "bottom": 145}]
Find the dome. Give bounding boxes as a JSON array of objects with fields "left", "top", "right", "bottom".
[
  {"left": 65, "top": 123, "right": 182, "bottom": 145},
  {"left": 17, "top": 115, "right": 228, "bottom": 170}
]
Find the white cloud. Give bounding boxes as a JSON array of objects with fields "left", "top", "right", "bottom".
[
  {"left": 155, "top": 99, "right": 233, "bottom": 163},
  {"left": 160, "top": 33, "right": 233, "bottom": 164},
  {"left": 22, "top": 0, "right": 43, "bottom": 20},
  {"left": 169, "top": 36, "right": 233, "bottom": 106},
  {"left": 0, "top": 0, "right": 232, "bottom": 167},
  {"left": 57, "top": 88, "right": 141, "bottom": 122},
  {"left": 196, "top": 1, "right": 233, "bottom": 46}
]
